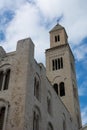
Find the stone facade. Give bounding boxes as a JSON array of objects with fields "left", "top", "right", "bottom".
[
  {"left": 46, "top": 24, "right": 82, "bottom": 129},
  {"left": 0, "top": 24, "right": 84, "bottom": 130}
]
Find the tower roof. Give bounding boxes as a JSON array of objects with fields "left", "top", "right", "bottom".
[{"left": 49, "top": 24, "right": 64, "bottom": 33}]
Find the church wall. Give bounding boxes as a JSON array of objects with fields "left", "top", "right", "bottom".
[
  {"left": 22, "top": 39, "right": 78, "bottom": 130},
  {"left": 0, "top": 37, "right": 79, "bottom": 130}
]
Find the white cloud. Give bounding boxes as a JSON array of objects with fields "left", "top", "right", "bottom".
[
  {"left": 0, "top": 0, "right": 87, "bottom": 62},
  {"left": 0, "top": 0, "right": 87, "bottom": 126},
  {"left": 0, "top": 2, "right": 49, "bottom": 64},
  {"left": 0, "top": 0, "right": 25, "bottom": 11},
  {"left": 73, "top": 44, "right": 87, "bottom": 61},
  {"left": 81, "top": 107, "right": 87, "bottom": 125}
]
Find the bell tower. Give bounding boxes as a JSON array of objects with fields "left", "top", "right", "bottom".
[{"left": 46, "top": 24, "right": 82, "bottom": 128}]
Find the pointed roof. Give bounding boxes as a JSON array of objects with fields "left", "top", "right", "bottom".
[{"left": 49, "top": 24, "right": 64, "bottom": 33}]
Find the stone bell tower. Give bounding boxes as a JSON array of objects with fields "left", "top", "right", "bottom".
[{"left": 46, "top": 24, "right": 82, "bottom": 128}]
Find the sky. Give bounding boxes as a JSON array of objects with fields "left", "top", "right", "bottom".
[{"left": 0, "top": 0, "right": 87, "bottom": 126}]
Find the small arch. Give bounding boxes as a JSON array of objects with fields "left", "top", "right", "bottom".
[
  {"left": 0, "top": 63, "right": 11, "bottom": 69},
  {"left": 59, "top": 82, "right": 65, "bottom": 97},
  {"left": 52, "top": 76, "right": 61, "bottom": 83}
]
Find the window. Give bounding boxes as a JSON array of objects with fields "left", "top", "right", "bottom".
[
  {"left": 52, "top": 57, "right": 63, "bottom": 71},
  {"left": 0, "top": 71, "right": 4, "bottom": 91},
  {"left": 0, "top": 69, "right": 11, "bottom": 91},
  {"left": 0, "top": 100, "right": 9, "bottom": 130},
  {"left": 4, "top": 69, "right": 10, "bottom": 90},
  {"left": 34, "top": 74, "right": 40, "bottom": 101},
  {"left": 53, "top": 84, "right": 58, "bottom": 95},
  {"left": 0, "top": 107, "right": 6, "bottom": 130},
  {"left": 60, "top": 57, "right": 63, "bottom": 68},
  {"left": 55, "top": 35, "right": 60, "bottom": 42},
  {"left": 59, "top": 82, "right": 65, "bottom": 97},
  {"left": 58, "top": 35, "right": 60, "bottom": 41},
  {"left": 52, "top": 60, "right": 55, "bottom": 70},
  {"left": 55, "top": 36, "right": 57, "bottom": 42}
]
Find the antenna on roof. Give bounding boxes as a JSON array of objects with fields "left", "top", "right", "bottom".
[{"left": 57, "top": 19, "right": 60, "bottom": 25}]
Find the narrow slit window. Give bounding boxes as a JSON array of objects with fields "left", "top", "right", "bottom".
[
  {"left": 55, "top": 36, "right": 57, "bottom": 42},
  {"left": 58, "top": 58, "right": 60, "bottom": 69},
  {"left": 53, "top": 84, "right": 58, "bottom": 95},
  {"left": 0, "top": 107, "right": 6, "bottom": 130},
  {"left": 59, "top": 82, "right": 65, "bottom": 97},
  {"left": 0, "top": 71, "right": 4, "bottom": 91},
  {"left": 60, "top": 57, "right": 63, "bottom": 68},
  {"left": 52, "top": 60, "right": 55, "bottom": 71},
  {"left": 4, "top": 69, "right": 10, "bottom": 90},
  {"left": 58, "top": 35, "right": 60, "bottom": 41},
  {"left": 55, "top": 59, "right": 57, "bottom": 70}
]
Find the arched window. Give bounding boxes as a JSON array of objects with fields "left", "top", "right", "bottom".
[
  {"left": 47, "top": 92, "right": 52, "bottom": 115},
  {"left": 4, "top": 69, "right": 10, "bottom": 90},
  {"left": 59, "top": 82, "right": 65, "bottom": 97},
  {"left": 0, "top": 99, "right": 9, "bottom": 130},
  {"left": 53, "top": 83, "right": 58, "bottom": 95},
  {"left": 0, "top": 69, "right": 11, "bottom": 91},
  {"left": 47, "top": 122, "right": 53, "bottom": 130},
  {"left": 34, "top": 74, "right": 40, "bottom": 101},
  {"left": 0, "top": 71, "right": 4, "bottom": 91},
  {"left": 33, "top": 107, "right": 41, "bottom": 130}
]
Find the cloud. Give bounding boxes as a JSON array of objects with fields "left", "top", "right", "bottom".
[
  {"left": 0, "top": 0, "right": 87, "bottom": 126},
  {"left": 0, "top": 0, "right": 87, "bottom": 63},
  {"left": 81, "top": 107, "right": 87, "bottom": 125},
  {"left": 0, "top": 2, "right": 49, "bottom": 64},
  {"left": 0, "top": 0, "right": 26, "bottom": 11},
  {"left": 73, "top": 44, "right": 87, "bottom": 61}
]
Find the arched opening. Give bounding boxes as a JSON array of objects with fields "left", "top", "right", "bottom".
[
  {"left": 0, "top": 71, "right": 4, "bottom": 91},
  {"left": 53, "top": 83, "right": 58, "bottom": 95},
  {"left": 59, "top": 82, "right": 65, "bottom": 97}
]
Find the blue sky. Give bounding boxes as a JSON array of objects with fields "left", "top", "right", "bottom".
[{"left": 0, "top": 0, "right": 87, "bottom": 125}]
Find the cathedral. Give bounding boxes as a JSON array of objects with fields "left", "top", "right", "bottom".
[{"left": 0, "top": 24, "right": 86, "bottom": 130}]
